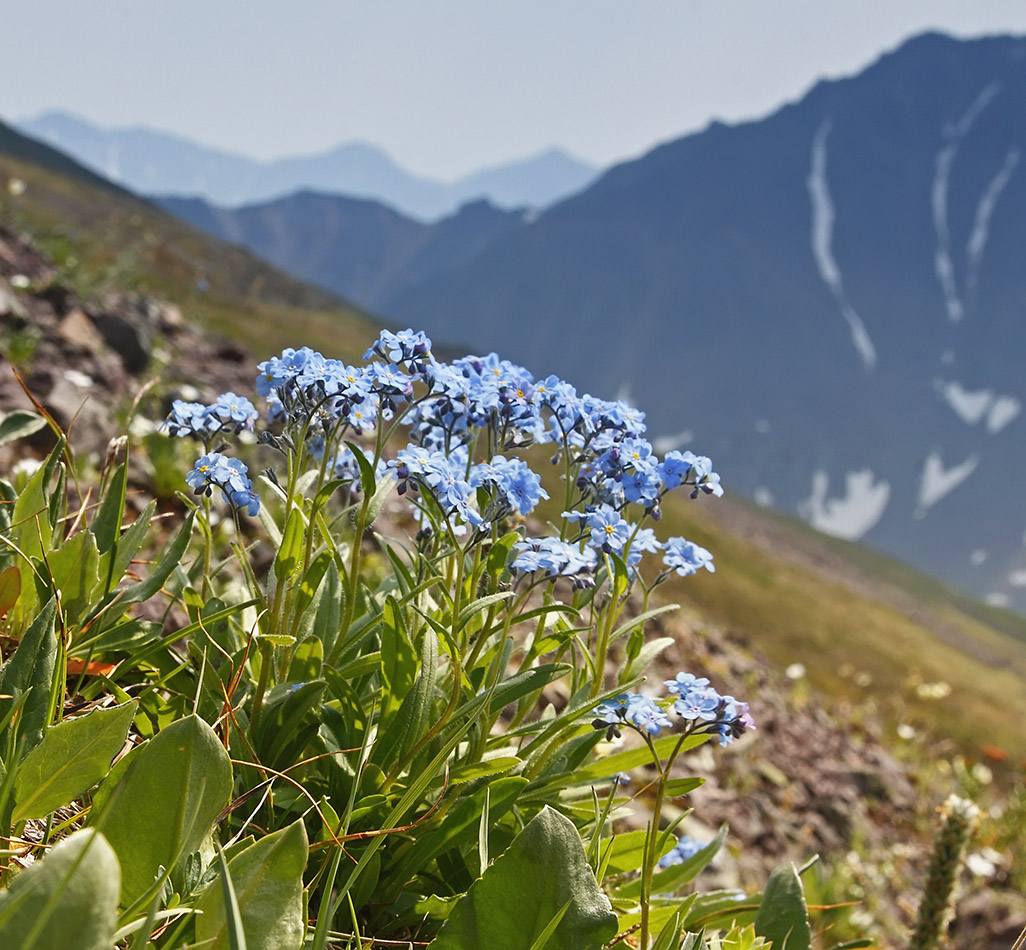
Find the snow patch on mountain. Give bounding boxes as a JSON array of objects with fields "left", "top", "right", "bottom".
[
  {"left": 966, "top": 146, "right": 1019, "bottom": 292},
  {"left": 987, "top": 394, "right": 1021, "bottom": 433},
  {"left": 935, "top": 379, "right": 993, "bottom": 424},
  {"left": 799, "top": 468, "right": 890, "bottom": 541},
  {"left": 931, "top": 82, "right": 1001, "bottom": 323},
  {"left": 916, "top": 450, "right": 979, "bottom": 513},
  {"left": 933, "top": 379, "right": 1021, "bottom": 431},
  {"left": 807, "top": 120, "right": 877, "bottom": 371}
]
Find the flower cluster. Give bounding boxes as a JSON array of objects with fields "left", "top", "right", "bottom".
[
  {"left": 185, "top": 452, "right": 260, "bottom": 515},
  {"left": 591, "top": 672, "right": 753, "bottom": 747},
  {"left": 164, "top": 392, "right": 258, "bottom": 440},
  {"left": 169, "top": 329, "right": 724, "bottom": 563},
  {"left": 658, "top": 834, "right": 706, "bottom": 869}
]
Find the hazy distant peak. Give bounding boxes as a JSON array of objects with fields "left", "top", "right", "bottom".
[{"left": 14, "top": 111, "right": 601, "bottom": 220}]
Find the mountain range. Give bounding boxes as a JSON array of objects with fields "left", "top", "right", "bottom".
[
  {"left": 13, "top": 111, "right": 599, "bottom": 220},
  {"left": 154, "top": 31, "right": 1026, "bottom": 611}
]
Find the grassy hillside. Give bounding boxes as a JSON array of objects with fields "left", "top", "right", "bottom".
[
  {"left": 0, "top": 148, "right": 380, "bottom": 362},
  {"left": 656, "top": 490, "right": 1026, "bottom": 769}
]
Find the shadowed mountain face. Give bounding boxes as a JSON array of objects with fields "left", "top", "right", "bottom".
[
  {"left": 156, "top": 192, "right": 528, "bottom": 313},
  {"left": 12, "top": 113, "right": 599, "bottom": 221},
  {"left": 372, "top": 32, "right": 1026, "bottom": 609}
]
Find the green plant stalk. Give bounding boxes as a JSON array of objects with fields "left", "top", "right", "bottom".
[
  {"left": 639, "top": 724, "right": 697, "bottom": 949},
  {"left": 908, "top": 795, "right": 979, "bottom": 950},
  {"left": 248, "top": 639, "right": 275, "bottom": 738}
]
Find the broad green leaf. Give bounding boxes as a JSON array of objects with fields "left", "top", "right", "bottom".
[
  {"left": 90, "top": 714, "right": 233, "bottom": 904},
  {"left": 372, "top": 627, "right": 438, "bottom": 766},
  {"left": 13, "top": 701, "right": 137, "bottom": 821},
  {"left": 363, "top": 457, "right": 396, "bottom": 526},
  {"left": 274, "top": 507, "right": 305, "bottom": 582},
  {"left": 44, "top": 529, "right": 101, "bottom": 625},
  {"left": 11, "top": 442, "right": 60, "bottom": 563},
  {"left": 253, "top": 679, "right": 326, "bottom": 768},
  {"left": 196, "top": 819, "right": 307, "bottom": 950},
  {"left": 312, "top": 564, "right": 343, "bottom": 656},
  {"left": 91, "top": 461, "right": 128, "bottom": 555},
  {"left": 0, "top": 828, "right": 119, "bottom": 950},
  {"left": 0, "top": 566, "right": 20, "bottom": 618},
  {"left": 0, "top": 597, "right": 58, "bottom": 755},
  {"left": 293, "top": 550, "right": 332, "bottom": 621},
  {"left": 379, "top": 595, "right": 417, "bottom": 715},
  {"left": 753, "top": 864, "right": 812, "bottom": 950},
  {"left": 0, "top": 409, "right": 47, "bottom": 448},
  {"left": 290, "top": 634, "right": 323, "bottom": 682},
  {"left": 428, "top": 806, "right": 617, "bottom": 950},
  {"left": 622, "top": 636, "right": 676, "bottom": 682}
]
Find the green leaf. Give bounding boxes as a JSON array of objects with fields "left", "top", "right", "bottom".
[
  {"left": 196, "top": 819, "right": 307, "bottom": 950},
  {"left": 108, "top": 499, "right": 156, "bottom": 584},
  {"left": 11, "top": 442, "right": 60, "bottom": 563},
  {"left": 662, "top": 776, "right": 704, "bottom": 798},
  {"left": 379, "top": 595, "right": 417, "bottom": 715},
  {"left": 0, "top": 596, "right": 58, "bottom": 756},
  {"left": 0, "top": 828, "right": 120, "bottom": 950},
  {"left": 617, "top": 824, "right": 727, "bottom": 899},
  {"left": 428, "top": 806, "right": 617, "bottom": 950},
  {"left": 344, "top": 440, "right": 377, "bottom": 498},
  {"left": 531, "top": 732, "right": 707, "bottom": 793},
  {"left": 293, "top": 550, "right": 332, "bottom": 621},
  {"left": 0, "top": 566, "right": 20, "bottom": 618},
  {"left": 13, "top": 700, "right": 137, "bottom": 821},
  {"left": 753, "top": 864, "right": 812, "bottom": 950},
  {"left": 372, "top": 627, "right": 438, "bottom": 766},
  {"left": 0, "top": 410, "right": 47, "bottom": 448},
  {"left": 290, "top": 634, "right": 323, "bottom": 682},
  {"left": 446, "top": 757, "right": 522, "bottom": 785},
  {"left": 90, "top": 714, "right": 233, "bottom": 904},
  {"left": 216, "top": 847, "right": 248, "bottom": 950},
  {"left": 455, "top": 591, "right": 514, "bottom": 633},
  {"left": 116, "top": 510, "right": 195, "bottom": 606},
  {"left": 44, "top": 529, "right": 101, "bottom": 625},
  {"left": 393, "top": 777, "right": 527, "bottom": 886},
  {"left": 91, "top": 461, "right": 128, "bottom": 555},
  {"left": 274, "top": 507, "right": 305, "bottom": 582}
]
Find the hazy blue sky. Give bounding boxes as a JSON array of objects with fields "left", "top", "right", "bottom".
[{"left": 7, "top": 1, "right": 1026, "bottom": 180}]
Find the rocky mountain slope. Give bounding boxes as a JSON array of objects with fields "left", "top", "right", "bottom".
[{"left": 13, "top": 112, "right": 599, "bottom": 220}]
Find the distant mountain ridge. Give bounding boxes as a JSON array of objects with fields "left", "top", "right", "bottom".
[
  {"left": 12, "top": 112, "right": 599, "bottom": 220},
  {"left": 156, "top": 191, "right": 527, "bottom": 312},
  {"left": 367, "top": 31, "right": 1026, "bottom": 611}
]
